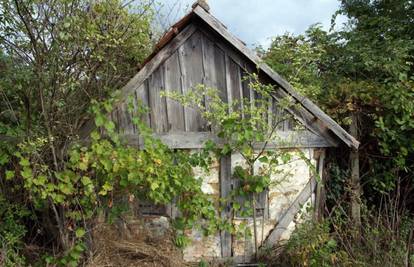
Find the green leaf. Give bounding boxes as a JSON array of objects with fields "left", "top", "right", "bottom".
[
  {"left": 59, "top": 183, "right": 73, "bottom": 195},
  {"left": 258, "top": 156, "right": 268, "bottom": 163},
  {"left": 20, "top": 158, "right": 30, "bottom": 167},
  {"left": 21, "top": 168, "right": 33, "bottom": 179},
  {"left": 81, "top": 176, "right": 92, "bottom": 186},
  {"left": 150, "top": 182, "right": 159, "bottom": 190},
  {"left": 79, "top": 161, "right": 88, "bottom": 171},
  {"left": 98, "top": 182, "right": 113, "bottom": 196},
  {"left": 95, "top": 115, "right": 105, "bottom": 127},
  {"left": 104, "top": 121, "right": 115, "bottom": 132},
  {"left": 5, "top": 170, "right": 14, "bottom": 180},
  {"left": 75, "top": 228, "right": 86, "bottom": 238},
  {"left": 90, "top": 131, "right": 100, "bottom": 141}
]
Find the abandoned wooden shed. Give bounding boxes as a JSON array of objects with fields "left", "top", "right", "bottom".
[{"left": 82, "top": 1, "right": 359, "bottom": 263}]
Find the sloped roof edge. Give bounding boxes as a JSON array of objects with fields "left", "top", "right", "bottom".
[{"left": 191, "top": 5, "right": 359, "bottom": 149}]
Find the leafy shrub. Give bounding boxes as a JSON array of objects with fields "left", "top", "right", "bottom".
[
  {"left": 0, "top": 195, "right": 28, "bottom": 266},
  {"left": 264, "top": 209, "right": 413, "bottom": 267},
  {"left": 278, "top": 220, "right": 348, "bottom": 267}
]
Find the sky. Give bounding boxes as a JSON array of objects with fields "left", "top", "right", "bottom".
[{"left": 153, "top": 0, "right": 347, "bottom": 48}]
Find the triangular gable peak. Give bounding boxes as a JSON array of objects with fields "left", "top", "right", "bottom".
[{"left": 81, "top": 4, "right": 359, "bottom": 150}]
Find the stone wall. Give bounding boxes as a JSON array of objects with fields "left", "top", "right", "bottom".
[{"left": 182, "top": 148, "right": 316, "bottom": 262}]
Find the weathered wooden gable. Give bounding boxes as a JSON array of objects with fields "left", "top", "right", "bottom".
[{"left": 110, "top": 20, "right": 330, "bottom": 149}]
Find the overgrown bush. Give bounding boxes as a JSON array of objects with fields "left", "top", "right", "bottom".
[
  {"left": 264, "top": 207, "right": 414, "bottom": 267},
  {"left": 0, "top": 195, "right": 28, "bottom": 266}
]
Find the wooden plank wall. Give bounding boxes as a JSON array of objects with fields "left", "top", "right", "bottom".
[{"left": 111, "top": 28, "right": 296, "bottom": 134}]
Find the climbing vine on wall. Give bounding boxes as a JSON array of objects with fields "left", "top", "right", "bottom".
[{"left": 165, "top": 74, "right": 316, "bottom": 255}]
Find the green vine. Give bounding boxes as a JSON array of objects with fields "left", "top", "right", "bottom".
[{"left": 164, "top": 73, "right": 315, "bottom": 256}]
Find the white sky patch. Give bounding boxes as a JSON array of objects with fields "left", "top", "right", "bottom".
[{"left": 152, "top": 0, "right": 347, "bottom": 48}]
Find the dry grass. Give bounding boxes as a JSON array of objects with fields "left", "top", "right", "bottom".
[{"left": 86, "top": 218, "right": 188, "bottom": 267}]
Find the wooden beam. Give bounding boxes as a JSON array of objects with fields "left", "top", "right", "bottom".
[
  {"left": 314, "top": 149, "right": 326, "bottom": 222},
  {"left": 193, "top": 6, "right": 359, "bottom": 150},
  {"left": 120, "top": 131, "right": 331, "bottom": 149},
  {"left": 350, "top": 113, "right": 361, "bottom": 235},
  {"left": 263, "top": 177, "right": 317, "bottom": 246},
  {"left": 220, "top": 155, "right": 232, "bottom": 258}
]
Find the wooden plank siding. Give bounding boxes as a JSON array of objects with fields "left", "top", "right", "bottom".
[
  {"left": 164, "top": 51, "right": 185, "bottom": 131},
  {"left": 178, "top": 31, "right": 207, "bottom": 131},
  {"left": 110, "top": 27, "right": 301, "bottom": 138},
  {"left": 148, "top": 65, "right": 169, "bottom": 133}
]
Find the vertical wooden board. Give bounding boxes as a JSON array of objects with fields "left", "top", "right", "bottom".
[
  {"left": 241, "top": 69, "right": 251, "bottom": 103},
  {"left": 314, "top": 149, "right": 326, "bottom": 222},
  {"left": 116, "top": 106, "right": 124, "bottom": 134},
  {"left": 201, "top": 35, "right": 217, "bottom": 89},
  {"left": 178, "top": 31, "right": 207, "bottom": 132},
  {"left": 271, "top": 90, "right": 295, "bottom": 131},
  {"left": 283, "top": 110, "right": 292, "bottom": 131},
  {"left": 241, "top": 64, "right": 256, "bottom": 120},
  {"left": 201, "top": 34, "right": 216, "bottom": 117},
  {"left": 224, "top": 55, "right": 233, "bottom": 112},
  {"left": 220, "top": 155, "right": 232, "bottom": 258},
  {"left": 272, "top": 98, "right": 285, "bottom": 131},
  {"left": 148, "top": 65, "right": 168, "bottom": 133},
  {"left": 201, "top": 35, "right": 216, "bottom": 132},
  {"left": 267, "top": 98, "right": 273, "bottom": 134},
  {"left": 227, "top": 59, "right": 242, "bottom": 111},
  {"left": 256, "top": 190, "right": 268, "bottom": 218},
  {"left": 135, "top": 82, "right": 151, "bottom": 128},
  {"left": 214, "top": 45, "right": 228, "bottom": 103},
  {"left": 164, "top": 51, "right": 185, "bottom": 131},
  {"left": 119, "top": 102, "right": 135, "bottom": 135},
  {"left": 108, "top": 109, "right": 119, "bottom": 134}
]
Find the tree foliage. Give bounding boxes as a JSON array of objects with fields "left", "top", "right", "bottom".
[
  {"left": 262, "top": 0, "right": 414, "bottom": 197},
  {"left": 0, "top": 0, "right": 156, "bottom": 264},
  {"left": 262, "top": 0, "right": 414, "bottom": 265}
]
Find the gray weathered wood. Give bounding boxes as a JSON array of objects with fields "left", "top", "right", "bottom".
[
  {"left": 270, "top": 87, "right": 339, "bottom": 146},
  {"left": 220, "top": 155, "right": 232, "bottom": 258},
  {"left": 164, "top": 51, "right": 185, "bottom": 131},
  {"left": 119, "top": 102, "right": 134, "bottom": 135},
  {"left": 148, "top": 66, "right": 168, "bottom": 133},
  {"left": 135, "top": 82, "right": 151, "bottom": 128},
  {"left": 350, "top": 113, "right": 361, "bottom": 231},
  {"left": 198, "top": 26, "right": 250, "bottom": 79},
  {"left": 228, "top": 58, "right": 243, "bottom": 111},
  {"left": 120, "top": 130, "right": 331, "bottom": 149},
  {"left": 314, "top": 149, "right": 326, "bottom": 222},
  {"left": 178, "top": 31, "right": 206, "bottom": 131},
  {"left": 193, "top": 6, "right": 359, "bottom": 149},
  {"left": 214, "top": 45, "right": 227, "bottom": 103},
  {"left": 224, "top": 53, "right": 233, "bottom": 112},
  {"left": 201, "top": 33, "right": 217, "bottom": 115},
  {"left": 264, "top": 177, "right": 317, "bottom": 246},
  {"left": 78, "top": 24, "right": 197, "bottom": 138},
  {"left": 200, "top": 24, "right": 334, "bottom": 139}
]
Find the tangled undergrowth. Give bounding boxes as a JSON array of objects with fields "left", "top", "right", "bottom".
[{"left": 259, "top": 207, "right": 414, "bottom": 267}]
